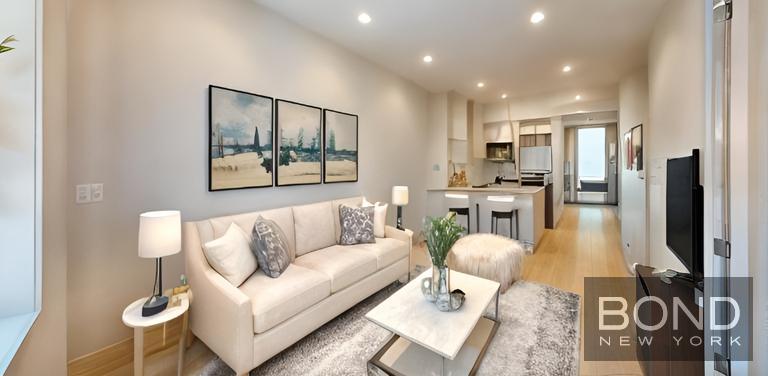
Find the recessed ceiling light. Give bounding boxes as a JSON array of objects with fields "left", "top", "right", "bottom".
[
  {"left": 562, "top": 65, "right": 572, "bottom": 73},
  {"left": 358, "top": 12, "right": 372, "bottom": 24},
  {"left": 575, "top": 94, "right": 582, "bottom": 100},
  {"left": 423, "top": 55, "right": 433, "bottom": 63},
  {"left": 477, "top": 82, "right": 485, "bottom": 88},
  {"left": 530, "top": 11, "right": 545, "bottom": 24},
  {"left": 501, "top": 94, "right": 508, "bottom": 99}
]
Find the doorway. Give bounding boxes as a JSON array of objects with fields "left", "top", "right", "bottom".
[{"left": 564, "top": 123, "right": 618, "bottom": 205}]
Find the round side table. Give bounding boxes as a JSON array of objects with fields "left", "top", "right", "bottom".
[{"left": 122, "top": 293, "right": 190, "bottom": 376}]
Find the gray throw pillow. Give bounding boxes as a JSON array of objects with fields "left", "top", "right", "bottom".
[
  {"left": 251, "top": 216, "right": 291, "bottom": 278},
  {"left": 339, "top": 205, "right": 375, "bottom": 245}
]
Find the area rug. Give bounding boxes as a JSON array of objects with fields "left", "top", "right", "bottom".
[{"left": 200, "top": 280, "right": 580, "bottom": 376}]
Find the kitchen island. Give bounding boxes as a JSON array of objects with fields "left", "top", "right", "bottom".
[{"left": 426, "top": 186, "right": 545, "bottom": 251}]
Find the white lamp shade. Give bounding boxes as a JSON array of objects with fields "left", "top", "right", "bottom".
[
  {"left": 392, "top": 186, "right": 409, "bottom": 206},
  {"left": 138, "top": 210, "right": 181, "bottom": 258}
]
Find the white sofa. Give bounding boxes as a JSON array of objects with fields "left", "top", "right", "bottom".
[{"left": 183, "top": 196, "right": 412, "bottom": 375}]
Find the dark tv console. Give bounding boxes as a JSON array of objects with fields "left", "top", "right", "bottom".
[{"left": 635, "top": 265, "right": 704, "bottom": 375}]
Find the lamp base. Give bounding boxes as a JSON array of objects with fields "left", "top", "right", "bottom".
[{"left": 142, "top": 295, "right": 168, "bottom": 317}]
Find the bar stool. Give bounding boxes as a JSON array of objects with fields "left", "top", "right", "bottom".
[
  {"left": 449, "top": 207, "right": 471, "bottom": 234},
  {"left": 491, "top": 209, "right": 519, "bottom": 240},
  {"left": 487, "top": 195, "right": 519, "bottom": 240}
]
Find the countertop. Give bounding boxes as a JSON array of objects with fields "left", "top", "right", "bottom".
[{"left": 427, "top": 186, "right": 545, "bottom": 194}]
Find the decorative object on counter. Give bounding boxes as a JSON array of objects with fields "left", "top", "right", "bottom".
[
  {"left": 391, "top": 186, "right": 409, "bottom": 230},
  {"left": 323, "top": 109, "right": 358, "bottom": 183},
  {"left": 0, "top": 35, "right": 17, "bottom": 54},
  {"left": 138, "top": 210, "right": 181, "bottom": 317},
  {"left": 209, "top": 85, "right": 274, "bottom": 191},
  {"left": 276, "top": 99, "right": 323, "bottom": 186},
  {"left": 421, "top": 212, "right": 465, "bottom": 311},
  {"left": 448, "top": 168, "right": 468, "bottom": 187}
]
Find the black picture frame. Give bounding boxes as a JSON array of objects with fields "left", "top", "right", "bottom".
[
  {"left": 631, "top": 124, "right": 643, "bottom": 171},
  {"left": 208, "top": 85, "right": 274, "bottom": 191},
  {"left": 275, "top": 99, "right": 324, "bottom": 187},
  {"left": 323, "top": 109, "right": 359, "bottom": 184}
]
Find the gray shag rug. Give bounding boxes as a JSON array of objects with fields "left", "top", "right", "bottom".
[{"left": 200, "top": 280, "right": 580, "bottom": 376}]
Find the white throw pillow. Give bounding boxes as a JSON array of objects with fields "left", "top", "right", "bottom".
[
  {"left": 202, "top": 223, "right": 257, "bottom": 287},
  {"left": 363, "top": 198, "right": 388, "bottom": 238}
]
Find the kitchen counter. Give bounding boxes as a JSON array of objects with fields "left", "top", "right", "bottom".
[
  {"left": 427, "top": 186, "right": 544, "bottom": 194},
  {"left": 426, "top": 187, "right": 546, "bottom": 252}
]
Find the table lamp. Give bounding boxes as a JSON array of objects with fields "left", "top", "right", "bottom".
[
  {"left": 392, "top": 186, "right": 409, "bottom": 230},
  {"left": 138, "top": 210, "right": 181, "bottom": 317}
]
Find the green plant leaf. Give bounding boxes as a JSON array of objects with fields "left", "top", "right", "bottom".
[{"left": 1, "top": 35, "right": 17, "bottom": 45}]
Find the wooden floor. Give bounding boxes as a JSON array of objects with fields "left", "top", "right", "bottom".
[{"left": 119, "top": 204, "right": 639, "bottom": 375}]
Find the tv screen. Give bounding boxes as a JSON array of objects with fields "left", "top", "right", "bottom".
[{"left": 665, "top": 150, "right": 703, "bottom": 280}]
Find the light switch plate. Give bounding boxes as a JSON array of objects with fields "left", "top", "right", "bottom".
[
  {"left": 76, "top": 184, "right": 92, "bottom": 204},
  {"left": 91, "top": 183, "right": 103, "bottom": 202}
]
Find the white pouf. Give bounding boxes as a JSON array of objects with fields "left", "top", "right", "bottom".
[{"left": 448, "top": 234, "right": 524, "bottom": 293}]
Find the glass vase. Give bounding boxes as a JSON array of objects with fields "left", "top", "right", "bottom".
[{"left": 432, "top": 265, "right": 452, "bottom": 312}]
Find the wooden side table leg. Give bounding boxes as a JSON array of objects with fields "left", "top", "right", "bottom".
[
  {"left": 134, "top": 327, "right": 144, "bottom": 376},
  {"left": 178, "top": 311, "right": 189, "bottom": 376}
]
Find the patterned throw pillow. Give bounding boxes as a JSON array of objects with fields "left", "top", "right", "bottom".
[
  {"left": 250, "top": 216, "right": 291, "bottom": 278},
  {"left": 339, "top": 205, "right": 376, "bottom": 245}
]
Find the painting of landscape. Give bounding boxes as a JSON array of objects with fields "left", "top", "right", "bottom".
[
  {"left": 323, "top": 110, "right": 358, "bottom": 183},
  {"left": 209, "top": 86, "right": 273, "bottom": 191},
  {"left": 275, "top": 100, "right": 323, "bottom": 186}
]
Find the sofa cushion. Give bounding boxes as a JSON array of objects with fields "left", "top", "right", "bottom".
[
  {"left": 250, "top": 216, "right": 291, "bottom": 278},
  {"left": 332, "top": 197, "right": 363, "bottom": 241},
  {"left": 347, "top": 237, "right": 409, "bottom": 270},
  {"left": 202, "top": 223, "right": 258, "bottom": 287},
  {"left": 238, "top": 264, "right": 331, "bottom": 334},
  {"left": 293, "top": 201, "right": 336, "bottom": 256},
  {"left": 210, "top": 207, "right": 296, "bottom": 260},
  {"left": 294, "top": 245, "right": 377, "bottom": 292},
  {"left": 338, "top": 205, "right": 375, "bottom": 245},
  {"left": 363, "top": 198, "right": 388, "bottom": 238}
]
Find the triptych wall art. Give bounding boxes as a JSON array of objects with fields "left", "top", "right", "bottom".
[
  {"left": 623, "top": 124, "right": 643, "bottom": 172},
  {"left": 208, "top": 85, "right": 358, "bottom": 191}
]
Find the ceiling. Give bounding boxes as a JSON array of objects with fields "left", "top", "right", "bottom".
[{"left": 256, "top": 0, "right": 667, "bottom": 103}]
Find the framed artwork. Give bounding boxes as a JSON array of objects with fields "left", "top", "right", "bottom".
[
  {"left": 631, "top": 124, "right": 643, "bottom": 171},
  {"left": 623, "top": 131, "right": 632, "bottom": 170},
  {"left": 275, "top": 99, "right": 323, "bottom": 186},
  {"left": 209, "top": 85, "right": 274, "bottom": 191},
  {"left": 323, "top": 109, "right": 358, "bottom": 183}
]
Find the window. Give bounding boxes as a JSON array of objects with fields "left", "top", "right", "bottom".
[{"left": 577, "top": 127, "right": 606, "bottom": 181}]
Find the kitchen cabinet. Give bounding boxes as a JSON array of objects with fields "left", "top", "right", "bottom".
[
  {"left": 484, "top": 121, "right": 514, "bottom": 143},
  {"left": 520, "top": 124, "right": 551, "bottom": 146}
]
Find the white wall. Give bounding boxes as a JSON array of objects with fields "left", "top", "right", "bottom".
[
  {"left": 66, "top": 0, "right": 430, "bottom": 359},
  {"left": 646, "top": 0, "right": 706, "bottom": 272},
  {"left": 7, "top": 0, "right": 69, "bottom": 373},
  {"left": 618, "top": 68, "right": 649, "bottom": 268},
  {"left": 427, "top": 93, "right": 449, "bottom": 189},
  {"left": 0, "top": 0, "right": 38, "bottom": 318}
]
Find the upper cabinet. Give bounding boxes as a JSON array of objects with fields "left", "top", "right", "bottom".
[
  {"left": 520, "top": 123, "right": 552, "bottom": 147},
  {"left": 484, "top": 121, "right": 514, "bottom": 143}
]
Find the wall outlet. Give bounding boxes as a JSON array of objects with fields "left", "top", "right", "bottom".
[
  {"left": 91, "top": 183, "right": 103, "bottom": 202},
  {"left": 76, "top": 184, "right": 92, "bottom": 204}
]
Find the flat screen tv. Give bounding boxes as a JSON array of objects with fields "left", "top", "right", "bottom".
[{"left": 665, "top": 149, "right": 704, "bottom": 281}]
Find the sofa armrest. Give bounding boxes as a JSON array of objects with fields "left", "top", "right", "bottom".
[
  {"left": 183, "top": 222, "right": 253, "bottom": 375},
  {"left": 385, "top": 225, "right": 413, "bottom": 245}
]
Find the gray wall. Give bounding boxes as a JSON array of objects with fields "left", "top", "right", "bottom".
[{"left": 66, "top": 0, "right": 430, "bottom": 359}]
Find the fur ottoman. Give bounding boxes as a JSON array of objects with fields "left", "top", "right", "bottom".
[{"left": 448, "top": 233, "right": 524, "bottom": 293}]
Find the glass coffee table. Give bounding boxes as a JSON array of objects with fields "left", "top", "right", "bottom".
[{"left": 365, "top": 269, "right": 500, "bottom": 376}]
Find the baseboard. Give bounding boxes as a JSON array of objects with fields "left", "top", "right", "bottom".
[{"left": 67, "top": 314, "right": 190, "bottom": 376}]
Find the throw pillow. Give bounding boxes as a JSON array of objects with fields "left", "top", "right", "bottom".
[
  {"left": 202, "top": 223, "right": 257, "bottom": 287},
  {"left": 363, "top": 198, "right": 388, "bottom": 238},
  {"left": 250, "top": 216, "right": 291, "bottom": 278},
  {"left": 339, "top": 204, "right": 376, "bottom": 245}
]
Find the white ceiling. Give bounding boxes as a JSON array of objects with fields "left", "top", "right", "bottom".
[{"left": 255, "top": 0, "right": 666, "bottom": 103}]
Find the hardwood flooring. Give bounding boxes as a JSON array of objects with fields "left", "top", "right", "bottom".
[{"left": 107, "top": 204, "right": 639, "bottom": 375}]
